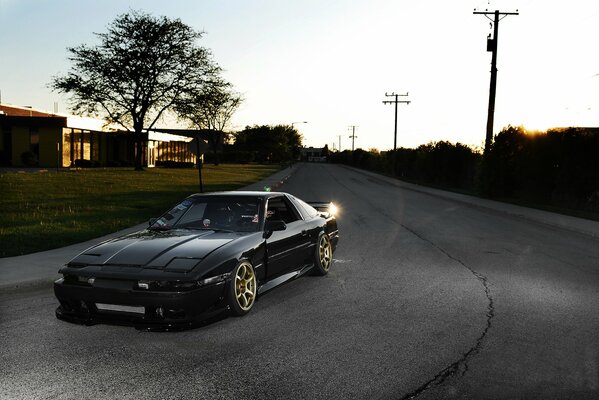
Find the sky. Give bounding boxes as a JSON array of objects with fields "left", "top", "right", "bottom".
[{"left": 1, "top": 0, "right": 599, "bottom": 151}]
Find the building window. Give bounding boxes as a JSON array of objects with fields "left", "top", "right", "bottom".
[
  {"left": 82, "top": 131, "right": 91, "bottom": 160},
  {"left": 62, "top": 129, "right": 71, "bottom": 167}
]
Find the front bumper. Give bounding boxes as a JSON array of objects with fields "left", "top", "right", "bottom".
[{"left": 54, "top": 277, "right": 229, "bottom": 331}]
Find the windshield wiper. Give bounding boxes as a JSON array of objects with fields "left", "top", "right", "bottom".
[
  {"left": 148, "top": 225, "right": 172, "bottom": 231},
  {"left": 180, "top": 226, "right": 235, "bottom": 233}
]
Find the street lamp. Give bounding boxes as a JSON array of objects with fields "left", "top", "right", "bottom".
[{"left": 291, "top": 121, "right": 308, "bottom": 128}]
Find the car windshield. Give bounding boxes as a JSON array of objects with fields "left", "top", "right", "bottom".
[{"left": 150, "top": 196, "right": 262, "bottom": 233}]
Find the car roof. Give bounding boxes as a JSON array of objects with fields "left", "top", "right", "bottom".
[{"left": 187, "top": 191, "right": 289, "bottom": 200}]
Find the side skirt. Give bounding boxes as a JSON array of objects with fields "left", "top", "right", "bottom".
[{"left": 257, "top": 263, "right": 314, "bottom": 295}]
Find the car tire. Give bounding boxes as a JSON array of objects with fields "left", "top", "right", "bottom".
[
  {"left": 312, "top": 232, "right": 332, "bottom": 276},
  {"left": 228, "top": 260, "right": 257, "bottom": 316}
]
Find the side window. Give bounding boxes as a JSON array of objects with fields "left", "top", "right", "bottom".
[
  {"left": 266, "top": 197, "right": 301, "bottom": 224},
  {"left": 290, "top": 196, "right": 319, "bottom": 219}
]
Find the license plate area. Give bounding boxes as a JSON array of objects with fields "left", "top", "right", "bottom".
[{"left": 96, "top": 303, "right": 145, "bottom": 315}]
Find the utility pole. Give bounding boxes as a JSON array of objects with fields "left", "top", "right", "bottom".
[
  {"left": 348, "top": 126, "right": 358, "bottom": 164},
  {"left": 337, "top": 135, "right": 342, "bottom": 152},
  {"left": 474, "top": 8, "right": 519, "bottom": 155},
  {"left": 382, "top": 92, "right": 410, "bottom": 152},
  {"left": 348, "top": 126, "right": 358, "bottom": 152}
]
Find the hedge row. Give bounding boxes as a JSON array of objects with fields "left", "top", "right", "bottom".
[{"left": 329, "top": 126, "right": 599, "bottom": 213}]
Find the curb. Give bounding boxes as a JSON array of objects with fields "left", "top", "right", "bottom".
[
  {"left": 269, "top": 170, "right": 294, "bottom": 191},
  {"left": 241, "top": 163, "right": 299, "bottom": 192}
]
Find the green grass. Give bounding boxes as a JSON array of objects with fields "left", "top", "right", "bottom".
[{"left": 0, "top": 164, "right": 281, "bottom": 257}]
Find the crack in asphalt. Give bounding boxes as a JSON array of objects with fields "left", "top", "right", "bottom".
[
  {"left": 397, "top": 224, "right": 495, "bottom": 400},
  {"left": 322, "top": 168, "right": 496, "bottom": 399}
]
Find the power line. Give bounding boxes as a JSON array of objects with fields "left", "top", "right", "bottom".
[
  {"left": 382, "top": 92, "right": 410, "bottom": 152},
  {"left": 473, "top": 8, "right": 519, "bottom": 155}
]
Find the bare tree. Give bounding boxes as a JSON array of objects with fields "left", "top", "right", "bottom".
[{"left": 51, "top": 10, "right": 220, "bottom": 170}]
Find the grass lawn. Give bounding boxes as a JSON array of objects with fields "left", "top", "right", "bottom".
[{"left": 0, "top": 164, "right": 281, "bottom": 257}]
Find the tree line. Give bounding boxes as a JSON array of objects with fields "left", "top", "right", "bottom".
[
  {"left": 329, "top": 126, "right": 599, "bottom": 214},
  {"left": 204, "top": 125, "right": 303, "bottom": 165}
]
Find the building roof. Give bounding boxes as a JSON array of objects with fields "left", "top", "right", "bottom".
[
  {"left": 0, "top": 103, "right": 124, "bottom": 132},
  {"left": 0, "top": 104, "right": 60, "bottom": 118}
]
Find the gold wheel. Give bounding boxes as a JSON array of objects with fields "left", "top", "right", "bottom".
[
  {"left": 234, "top": 261, "right": 256, "bottom": 312},
  {"left": 318, "top": 234, "right": 332, "bottom": 272}
]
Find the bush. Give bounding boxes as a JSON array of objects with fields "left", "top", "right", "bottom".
[
  {"left": 329, "top": 142, "right": 481, "bottom": 190},
  {"left": 480, "top": 126, "right": 599, "bottom": 212}
]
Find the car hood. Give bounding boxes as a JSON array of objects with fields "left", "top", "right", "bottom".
[{"left": 69, "top": 229, "right": 240, "bottom": 270}]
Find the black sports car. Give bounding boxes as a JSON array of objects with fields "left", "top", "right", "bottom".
[{"left": 54, "top": 191, "right": 339, "bottom": 330}]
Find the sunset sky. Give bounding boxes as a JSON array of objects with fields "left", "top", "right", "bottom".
[{"left": 1, "top": 0, "right": 598, "bottom": 151}]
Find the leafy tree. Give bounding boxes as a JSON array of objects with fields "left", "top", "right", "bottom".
[
  {"left": 481, "top": 125, "right": 528, "bottom": 196},
  {"left": 51, "top": 10, "right": 221, "bottom": 170},
  {"left": 233, "top": 125, "right": 302, "bottom": 163},
  {"left": 175, "top": 78, "right": 243, "bottom": 165}
]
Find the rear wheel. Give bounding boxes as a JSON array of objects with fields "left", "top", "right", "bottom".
[
  {"left": 312, "top": 233, "right": 332, "bottom": 276},
  {"left": 228, "top": 260, "right": 257, "bottom": 316}
]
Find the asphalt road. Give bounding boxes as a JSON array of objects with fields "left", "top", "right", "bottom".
[{"left": 2, "top": 163, "right": 599, "bottom": 399}]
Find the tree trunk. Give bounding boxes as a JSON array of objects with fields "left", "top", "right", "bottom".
[
  {"left": 209, "top": 131, "right": 221, "bottom": 166},
  {"left": 134, "top": 130, "right": 144, "bottom": 171}
]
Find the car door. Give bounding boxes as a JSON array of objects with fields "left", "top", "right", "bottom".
[{"left": 264, "top": 195, "right": 311, "bottom": 278}]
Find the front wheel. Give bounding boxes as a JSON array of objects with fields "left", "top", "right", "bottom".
[
  {"left": 228, "top": 260, "right": 257, "bottom": 316},
  {"left": 312, "top": 233, "right": 332, "bottom": 276}
]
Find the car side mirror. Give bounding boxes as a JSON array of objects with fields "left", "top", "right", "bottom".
[{"left": 264, "top": 220, "right": 286, "bottom": 237}]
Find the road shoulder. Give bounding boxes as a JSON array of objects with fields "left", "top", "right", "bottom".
[{"left": 341, "top": 164, "right": 599, "bottom": 239}]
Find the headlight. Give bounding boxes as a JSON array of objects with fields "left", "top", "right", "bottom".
[
  {"left": 135, "top": 274, "right": 230, "bottom": 291},
  {"left": 329, "top": 203, "right": 338, "bottom": 216},
  {"left": 199, "top": 273, "right": 230, "bottom": 286},
  {"left": 62, "top": 274, "right": 94, "bottom": 286},
  {"left": 136, "top": 280, "right": 200, "bottom": 291}
]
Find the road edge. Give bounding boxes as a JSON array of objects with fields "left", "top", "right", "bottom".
[{"left": 340, "top": 164, "right": 599, "bottom": 239}]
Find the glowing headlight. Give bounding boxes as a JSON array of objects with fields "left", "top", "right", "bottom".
[{"left": 329, "top": 203, "right": 338, "bottom": 216}]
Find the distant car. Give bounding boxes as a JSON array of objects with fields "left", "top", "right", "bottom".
[{"left": 54, "top": 191, "right": 339, "bottom": 330}]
